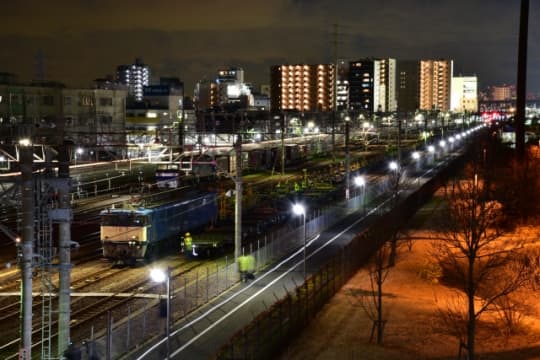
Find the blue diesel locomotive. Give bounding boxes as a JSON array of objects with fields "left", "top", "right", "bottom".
[{"left": 100, "top": 192, "right": 218, "bottom": 264}]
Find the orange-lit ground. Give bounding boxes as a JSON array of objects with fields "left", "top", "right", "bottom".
[{"left": 281, "top": 220, "right": 540, "bottom": 359}]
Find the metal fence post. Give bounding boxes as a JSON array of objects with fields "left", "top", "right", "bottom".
[
  {"left": 126, "top": 305, "right": 131, "bottom": 350},
  {"left": 206, "top": 267, "right": 209, "bottom": 303},
  {"left": 184, "top": 277, "right": 188, "bottom": 315},
  {"left": 216, "top": 263, "right": 219, "bottom": 295},
  {"left": 196, "top": 270, "right": 199, "bottom": 308},
  {"left": 256, "top": 239, "right": 260, "bottom": 271},
  {"left": 225, "top": 256, "right": 229, "bottom": 289},
  {"left": 143, "top": 300, "right": 147, "bottom": 338},
  {"left": 106, "top": 312, "right": 113, "bottom": 360}
]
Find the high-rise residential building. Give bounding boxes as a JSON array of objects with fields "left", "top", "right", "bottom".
[
  {"left": 348, "top": 58, "right": 396, "bottom": 114},
  {"left": 116, "top": 58, "right": 150, "bottom": 101},
  {"left": 397, "top": 60, "right": 420, "bottom": 114},
  {"left": 336, "top": 59, "right": 349, "bottom": 110},
  {"left": 419, "top": 59, "right": 453, "bottom": 111},
  {"left": 270, "top": 64, "right": 335, "bottom": 112},
  {"left": 451, "top": 76, "right": 478, "bottom": 113},
  {"left": 348, "top": 60, "right": 373, "bottom": 113},
  {"left": 490, "top": 85, "right": 515, "bottom": 101}
]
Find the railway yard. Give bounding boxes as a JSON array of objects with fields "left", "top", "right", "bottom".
[{"left": 0, "top": 125, "right": 477, "bottom": 359}]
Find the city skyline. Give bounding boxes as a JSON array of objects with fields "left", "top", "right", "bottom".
[{"left": 0, "top": 0, "right": 538, "bottom": 94}]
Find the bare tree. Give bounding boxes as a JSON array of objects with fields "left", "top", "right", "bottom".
[
  {"left": 354, "top": 242, "right": 392, "bottom": 344},
  {"left": 433, "top": 172, "right": 528, "bottom": 360}
]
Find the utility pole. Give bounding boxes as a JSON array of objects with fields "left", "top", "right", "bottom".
[
  {"left": 56, "top": 145, "right": 73, "bottom": 357},
  {"left": 515, "top": 0, "right": 529, "bottom": 161},
  {"left": 19, "top": 144, "right": 33, "bottom": 360},
  {"left": 345, "top": 116, "right": 350, "bottom": 201},
  {"left": 180, "top": 93, "right": 185, "bottom": 154},
  {"left": 397, "top": 118, "right": 402, "bottom": 167},
  {"left": 234, "top": 130, "right": 243, "bottom": 266},
  {"left": 281, "top": 114, "right": 285, "bottom": 176},
  {"left": 331, "top": 23, "right": 339, "bottom": 163}
]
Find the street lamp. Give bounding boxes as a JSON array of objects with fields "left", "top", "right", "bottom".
[
  {"left": 448, "top": 136, "right": 455, "bottom": 150},
  {"left": 388, "top": 161, "right": 399, "bottom": 197},
  {"left": 344, "top": 115, "right": 351, "bottom": 201},
  {"left": 75, "top": 147, "right": 83, "bottom": 165},
  {"left": 412, "top": 151, "right": 421, "bottom": 171},
  {"left": 428, "top": 145, "right": 435, "bottom": 165},
  {"left": 354, "top": 175, "right": 366, "bottom": 214},
  {"left": 362, "top": 121, "right": 371, "bottom": 150},
  {"left": 150, "top": 267, "right": 172, "bottom": 359},
  {"left": 292, "top": 203, "right": 307, "bottom": 280}
]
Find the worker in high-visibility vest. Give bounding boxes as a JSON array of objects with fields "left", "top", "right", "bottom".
[
  {"left": 246, "top": 254, "right": 256, "bottom": 276},
  {"left": 238, "top": 255, "right": 249, "bottom": 282},
  {"left": 238, "top": 254, "right": 256, "bottom": 282},
  {"left": 181, "top": 232, "right": 193, "bottom": 255}
]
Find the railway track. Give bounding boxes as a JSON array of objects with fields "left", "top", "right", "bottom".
[
  {"left": 0, "top": 142, "right": 418, "bottom": 358},
  {"left": 0, "top": 259, "right": 206, "bottom": 359}
]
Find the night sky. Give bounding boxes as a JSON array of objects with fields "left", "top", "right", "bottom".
[{"left": 1, "top": 0, "right": 538, "bottom": 94}]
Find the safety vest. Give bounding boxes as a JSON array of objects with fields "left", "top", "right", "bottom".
[
  {"left": 184, "top": 235, "right": 193, "bottom": 251},
  {"left": 238, "top": 256, "right": 249, "bottom": 272},
  {"left": 246, "top": 255, "right": 256, "bottom": 272}
]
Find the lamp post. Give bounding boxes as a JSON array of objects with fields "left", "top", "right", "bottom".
[
  {"left": 354, "top": 175, "right": 366, "bottom": 214},
  {"left": 411, "top": 151, "right": 421, "bottom": 172},
  {"left": 74, "top": 147, "right": 83, "bottom": 165},
  {"left": 388, "top": 160, "right": 399, "bottom": 198},
  {"left": 427, "top": 145, "right": 435, "bottom": 165},
  {"left": 150, "top": 267, "right": 172, "bottom": 359},
  {"left": 345, "top": 115, "right": 351, "bottom": 201},
  {"left": 439, "top": 140, "right": 446, "bottom": 160},
  {"left": 361, "top": 119, "right": 370, "bottom": 150},
  {"left": 292, "top": 203, "right": 307, "bottom": 280}
]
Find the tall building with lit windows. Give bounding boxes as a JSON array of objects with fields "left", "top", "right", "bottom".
[
  {"left": 397, "top": 60, "right": 420, "bottom": 114},
  {"left": 451, "top": 76, "right": 478, "bottom": 112},
  {"left": 270, "top": 64, "right": 335, "bottom": 112},
  {"left": 419, "top": 59, "right": 453, "bottom": 111},
  {"left": 348, "top": 58, "right": 396, "bottom": 114},
  {"left": 336, "top": 59, "right": 349, "bottom": 110},
  {"left": 215, "top": 67, "right": 252, "bottom": 107},
  {"left": 116, "top": 58, "right": 150, "bottom": 101},
  {"left": 490, "top": 85, "right": 515, "bottom": 101}
]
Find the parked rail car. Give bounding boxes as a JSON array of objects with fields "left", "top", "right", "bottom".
[
  {"left": 155, "top": 163, "right": 182, "bottom": 188},
  {"left": 285, "top": 144, "right": 307, "bottom": 165},
  {"left": 100, "top": 192, "right": 218, "bottom": 264}
]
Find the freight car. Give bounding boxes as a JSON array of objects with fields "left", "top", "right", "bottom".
[{"left": 100, "top": 191, "right": 218, "bottom": 264}]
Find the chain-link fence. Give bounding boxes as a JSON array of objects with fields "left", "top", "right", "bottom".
[
  {"left": 77, "top": 186, "right": 372, "bottom": 359},
  {"left": 214, "top": 163, "right": 453, "bottom": 359}
]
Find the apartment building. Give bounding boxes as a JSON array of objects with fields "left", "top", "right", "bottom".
[
  {"left": 419, "top": 59, "right": 453, "bottom": 112},
  {"left": 270, "top": 64, "right": 335, "bottom": 112}
]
